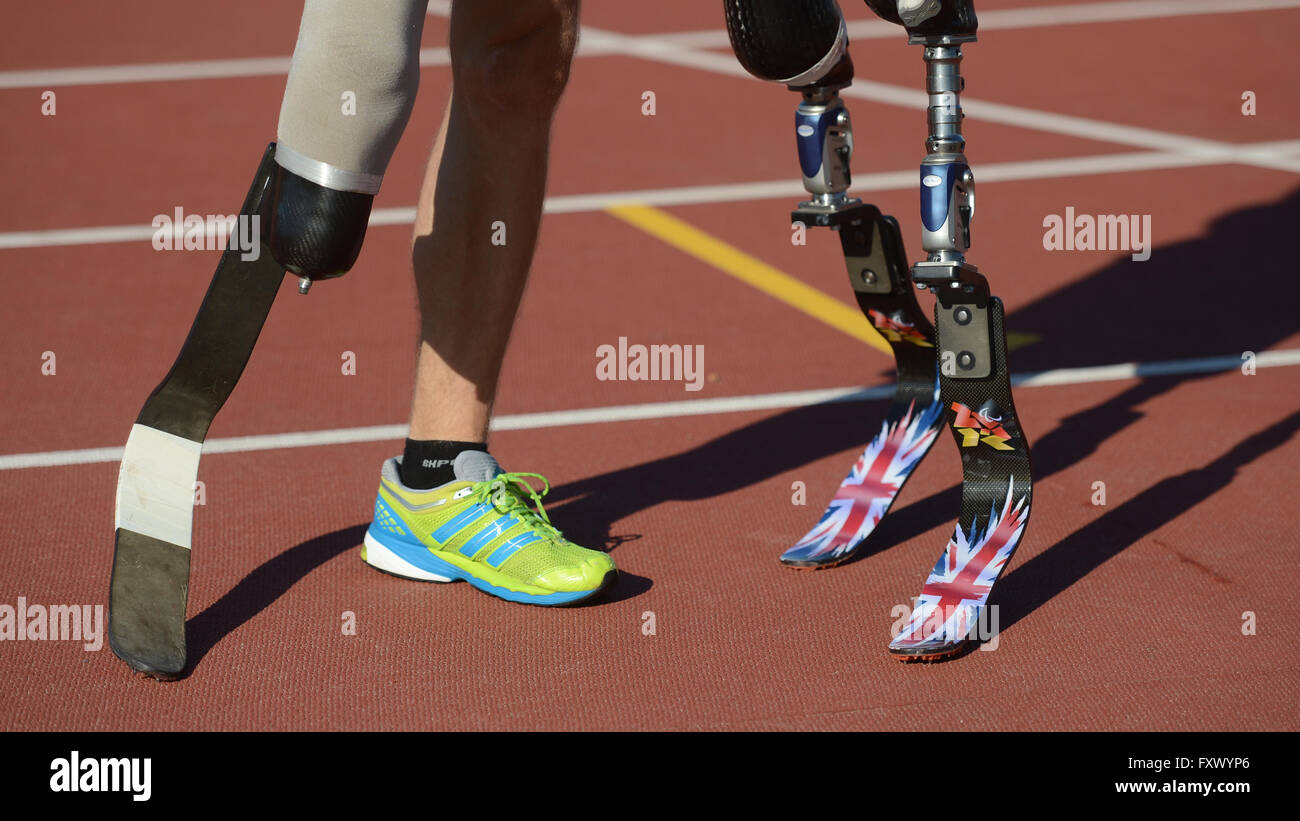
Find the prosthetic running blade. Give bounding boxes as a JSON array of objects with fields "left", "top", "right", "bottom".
[
  {"left": 109, "top": 144, "right": 287, "bottom": 679},
  {"left": 881, "top": 0, "right": 1035, "bottom": 660},
  {"left": 782, "top": 205, "right": 944, "bottom": 568},
  {"left": 887, "top": 288, "right": 1033, "bottom": 660}
]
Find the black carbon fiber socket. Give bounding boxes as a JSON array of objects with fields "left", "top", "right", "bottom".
[
  {"left": 863, "top": 0, "right": 979, "bottom": 40},
  {"left": 724, "top": 0, "right": 844, "bottom": 84},
  {"left": 261, "top": 162, "right": 373, "bottom": 279}
]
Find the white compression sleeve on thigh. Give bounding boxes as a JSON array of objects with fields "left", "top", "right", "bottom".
[{"left": 276, "top": 0, "right": 426, "bottom": 194}]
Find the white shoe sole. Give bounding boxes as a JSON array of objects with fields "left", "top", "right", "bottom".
[{"left": 361, "top": 532, "right": 454, "bottom": 583}]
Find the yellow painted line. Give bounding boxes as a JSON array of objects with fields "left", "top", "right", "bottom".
[
  {"left": 1006, "top": 331, "right": 1041, "bottom": 352},
  {"left": 606, "top": 203, "right": 892, "bottom": 356}
]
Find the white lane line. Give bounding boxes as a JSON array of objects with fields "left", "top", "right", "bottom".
[
  {"left": 0, "top": 49, "right": 452, "bottom": 90},
  {"left": 6, "top": 141, "right": 1299, "bottom": 251},
  {"left": 654, "top": 0, "right": 1300, "bottom": 49},
  {"left": 945, "top": 0, "right": 1300, "bottom": 31},
  {"left": 3, "top": 349, "right": 1297, "bottom": 471},
  {"left": 0, "top": 223, "right": 161, "bottom": 249},
  {"left": 1011, "top": 350, "right": 1300, "bottom": 386},
  {"left": 0, "top": 55, "right": 292, "bottom": 89},
  {"left": 5, "top": 0, "right": 1297, "bottom": 89},
  {"left": 545, "top": 141, "right": 1300, "bottom": 213},
  {"left": 577, "top": 26, "right": 1300, "bottom": 175}
]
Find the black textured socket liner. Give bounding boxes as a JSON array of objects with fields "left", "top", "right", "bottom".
[
  {"left": 262, "top": 164, "right": 373, "bottom": 279},
  {"left": 863, "top": 0, "right": 979, "bottom": 38},
  {"left": 724, "top": 0, "right": 843, "bottom": 82}
]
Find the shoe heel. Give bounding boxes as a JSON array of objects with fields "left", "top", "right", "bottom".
[{"left": 362, "top": 531, "right": 454, "bottom": 583}]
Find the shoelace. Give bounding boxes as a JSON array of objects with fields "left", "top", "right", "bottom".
[{"left": 470, "top": 472, "right": 562, "bottom": 539}]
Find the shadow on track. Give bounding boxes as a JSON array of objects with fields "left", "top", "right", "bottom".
[
  {"left": 550, "top": 187, "right": 1300, "bottom": 604},
  {"left": 181, "top": 523, "right": 367, "bottom": 677},
  {"left": 181, "top": 190, "right": 1300, "bottom": 675},
  {"left": 994, "top": 409, "right": 1300, "bottom": 633},
  {"left": 180, "top": 524, "right": 653, "bottom": 676}
]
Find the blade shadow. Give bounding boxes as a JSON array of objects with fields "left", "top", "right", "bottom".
[{"left": 992, "top": 409, "right": 1300, "bottom": 634}]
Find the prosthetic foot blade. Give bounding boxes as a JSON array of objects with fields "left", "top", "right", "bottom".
[
  {"left": 889, "top": 296, "right": 1032, "bottom": 660},
  {"left": 109, "top": 529, "right": 191, "bottom": 679},
  {"left": 783, "top": 205, "right": 944, "bottom": 568},
  {"left": 109, "top": 143, "right": 285, "bottom": 679}
]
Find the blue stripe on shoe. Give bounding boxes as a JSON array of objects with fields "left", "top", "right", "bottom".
[
  {"left": 486, "top": 531, "right": 541, "bottom": 568},
  {"left": 458, "top": 515, "right": 518, "bottom": 558},
  {"left": 430, "top": 502, "right": 491, "bottom": 546},
  {"left": 364, "top": 526, "right": 606, "bottom": 606}
]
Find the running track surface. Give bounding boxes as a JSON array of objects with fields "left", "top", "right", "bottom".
[{"left": 1, "top": 1, "right": 1298, "bottom": 731}]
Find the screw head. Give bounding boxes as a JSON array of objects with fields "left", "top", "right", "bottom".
[
  {"left": 861, "top": 269, "right": 877, "bottom": 285},
  {"left": 958, "top": 350, "right": 976, "bottom": 370},
  {"left": 954, "top": 306, "right": 972, "bottom": 325}
]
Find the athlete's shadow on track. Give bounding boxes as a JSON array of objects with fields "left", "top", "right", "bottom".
[
  {"left": 549, "top": 187, "right": 1300, "bottom": 630},
  {"left": 180, "top": 190, "right": 1298, "bottom": 675},
  {"left": 994, "top": 409, "right": 1300, "bottom": 634},
  {"left": 181, "top": 524, "right": 653, "bottom": 676},
  {"left": 181, "top": 523, "right": 368, "bottom": 677}
]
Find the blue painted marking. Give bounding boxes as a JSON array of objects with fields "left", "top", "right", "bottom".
[
  {"left": 430, "top": 503, "right": 490, "bottom": 546},
  {"left": 458, "top": 515, "right": 518, "bottom": 558},
  {"left": 486, "top": 531, "right": 541, "bottom": 568}
]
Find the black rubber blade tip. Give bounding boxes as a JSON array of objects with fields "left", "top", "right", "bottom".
[
  {"left": 109, "top": 528, "right": 191, "bottom": 680},
  {"left": 888, "top": 639, "right": 971, "bottom": 663}
]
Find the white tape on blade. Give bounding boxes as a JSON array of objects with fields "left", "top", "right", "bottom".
[{"left": 114, "top": 424, "right": 202, "bottom": 549}]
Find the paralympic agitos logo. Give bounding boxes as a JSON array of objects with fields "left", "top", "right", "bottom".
[
  {"left": 868, "top": 309, "right": 933, "bottom": 348},
  {"left": 950, "top": 400, "right": 1014, "bottom": 451}
]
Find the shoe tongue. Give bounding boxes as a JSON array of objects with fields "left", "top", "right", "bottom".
[{"left": 453, "top": 450, "right": 502, "bottom": 483}]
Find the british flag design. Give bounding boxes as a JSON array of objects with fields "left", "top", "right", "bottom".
[
  {"left": 868, "top": 308, "right": 933, "bottom": 348},
  {"left": 889, "top": 479, "right": 1030, "bottom": 651},
  {"left": 782, "top": 395, "right": 944, "bottom": 565}
]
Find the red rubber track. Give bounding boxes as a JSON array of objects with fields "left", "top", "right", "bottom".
[{"left": 0, "top": 1, "right": 1297, "bottom": 730}]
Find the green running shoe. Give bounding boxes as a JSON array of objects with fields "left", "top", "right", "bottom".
[{"left": 362, "top": 451, "right": 617, "bottom": 605}]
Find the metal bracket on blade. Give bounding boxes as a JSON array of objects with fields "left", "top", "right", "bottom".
[
  {"left": 841, "top": 205, "right": 909, "bottom": 297},
  {"left": 926, "top": 264, "right": 992, "bottom": 380},
  {"left": 793, "top": 201, "right": 907, "bottom": 297}
]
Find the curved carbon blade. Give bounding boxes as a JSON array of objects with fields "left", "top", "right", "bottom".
[
  {"left": 109, "top": 144, "right": 285, "bottom": 679},
  {"left": 889, "top": 295, "right": 1033, "bottom": 659},
  {"left": 783, "top": 205, "right": 944, "bottom": 567}
]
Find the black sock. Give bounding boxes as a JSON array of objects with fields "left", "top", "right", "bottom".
[{"left": 399, "top": 439, "right": 486, "bottom": 489}]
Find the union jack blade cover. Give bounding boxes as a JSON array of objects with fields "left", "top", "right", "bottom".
[
  {"left": 783, "top": 394, "right": 944, "bottom": 566},
  {"left": 889, "top": 479, "right": 1030, "bottom": 653}
]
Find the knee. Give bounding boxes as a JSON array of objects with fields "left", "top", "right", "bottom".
[{"left": 451, "top": 0, "right": 580, "bottom": 123}]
